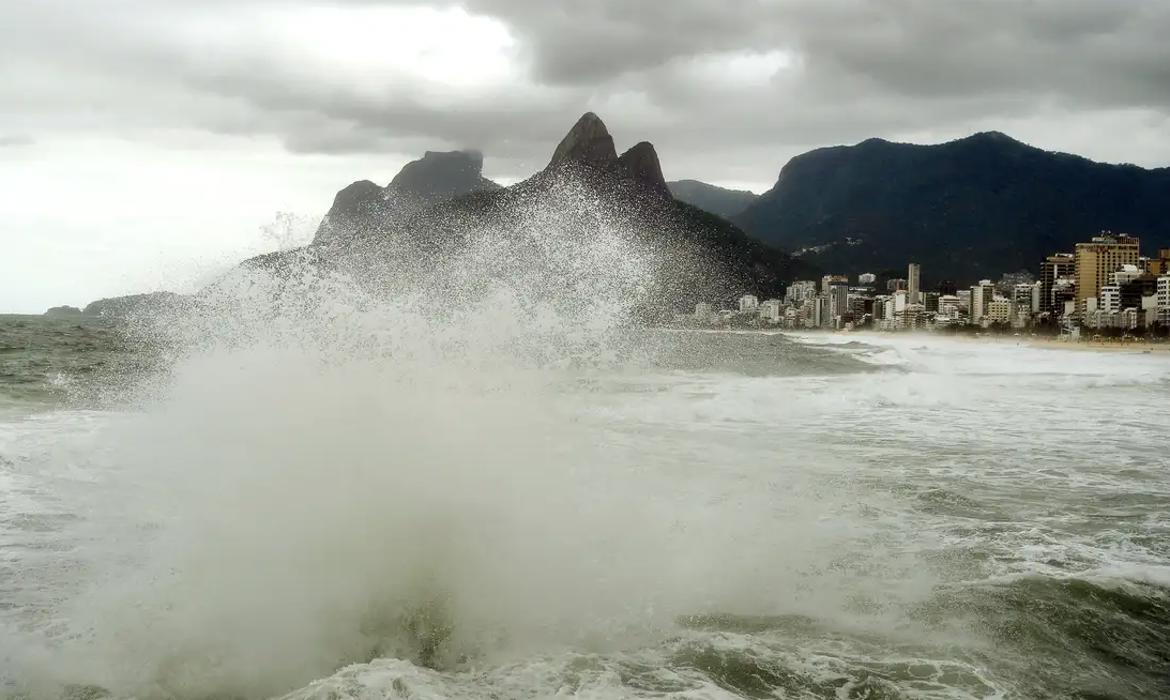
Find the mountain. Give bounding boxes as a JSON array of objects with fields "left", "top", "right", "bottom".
[
  {"left": 391, "top": 150, "right": 499, "bottom": 201},
  {"left": 255, "top": 113, "right": 813, "bottom": 314},
  {"left": 312, "top": 150, "right": 500, "bottom": 245},
  {"left": 734, "top": 132, "right": 1170, "bottom": 285},
  {"left": 668, "top": 180, "right": 759, "bottom": 219}
]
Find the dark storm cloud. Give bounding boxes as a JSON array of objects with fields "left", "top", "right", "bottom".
[
  {"left": 2, "top": 0, "right": 1169, "bottom": 182},
  {"left": 462, "top": 0, "right": 1170, "bottom": 104},
  {"left": 461, "top": 0, "right": 787, "bottom": 84}
]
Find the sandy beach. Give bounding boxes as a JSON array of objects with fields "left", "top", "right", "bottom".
[
  {"left": 1023, "top": 335, "right": 1170, "bottom": 353},
  {"left": 933, "top": 332, "right": 1170, "bottom": 354},
  {"left": 804, "top": 328, "right": 1170, "bottom": 354}
]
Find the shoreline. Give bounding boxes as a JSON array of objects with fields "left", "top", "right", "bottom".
[
  {"left": 1017, "top": 335, "right": 1169, "bottom": 354},
  {"left": 898, "top": 332, "right": 1170, "bottom": 354},
  {"left": 780, "top": 328, "right": 1170, "bottom": 354}
]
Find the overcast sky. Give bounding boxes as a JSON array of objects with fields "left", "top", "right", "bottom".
[{"left": 3, "top": 0, "right": 1169, "bottom": 312}]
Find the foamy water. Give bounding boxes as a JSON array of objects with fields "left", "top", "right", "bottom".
[{"left": 3, "top": 323, "right": 1169, "bottom": 699}]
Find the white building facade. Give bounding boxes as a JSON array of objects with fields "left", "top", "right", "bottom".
[{"left": 1158, "top": 275, "right": 1170, "bottom": 326}]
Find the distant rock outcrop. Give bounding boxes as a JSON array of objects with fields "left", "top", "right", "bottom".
[
  {"left": 44, "top": 305, "right": 83, "bottom": 317},
  {"left": 668, "top": 180, "right": 759, "bottom": 220},
  {"left": 733, "top": 133, "right": 1170, "bottom": 285}
]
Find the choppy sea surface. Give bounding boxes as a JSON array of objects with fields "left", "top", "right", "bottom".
[{"left": 2, "top": 314, "right": 1169, "bottom": 699}]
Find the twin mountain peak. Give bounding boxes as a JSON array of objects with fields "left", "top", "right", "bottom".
[{"left": 319, "top": 112, "right": 671, "bottom": 242}]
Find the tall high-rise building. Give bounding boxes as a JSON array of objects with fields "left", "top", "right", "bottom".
[
  {"left": 1157, "top": 275, "right": 1170, "bottom": 326},
  {"left": 821, "top": 274, "right": 848, "bottom": 293},
  {"left": 970, "top": 280, "right": 995, "bottom": 321},
  {"left": 828, "top": 282, "right": 850, "bottom": 327},
  {"left": 1039, "top": 253, "right": 1075, "bottom": 315},
  {"left": 1012, "top": 283, "right": 1036, "bottom": 314},
  {"left": 922, "top": 292, "right": 940, "bottom": 313},
  {"left": 907, "top": 263, "right": 921, "bottom": 305},
  {"left": 1075, "top": 233, "right": 1140, "bottom": 309}
]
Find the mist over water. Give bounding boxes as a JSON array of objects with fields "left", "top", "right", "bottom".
[{"left": 2, "top": 188, "right": 1170, "bottom": 699}]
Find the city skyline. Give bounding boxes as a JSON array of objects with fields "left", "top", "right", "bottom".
[{"left": 690, "top": 232, "right": 1170, "bottom": 335}]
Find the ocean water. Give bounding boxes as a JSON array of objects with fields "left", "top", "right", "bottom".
[{"left": 2, "top": 312, "right": 1168, "bottom": 699}]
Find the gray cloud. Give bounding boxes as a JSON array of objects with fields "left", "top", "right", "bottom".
[
  {"left": 0, "top": 135, "right": 34, "bottom": 148},
  {"left": 2, "top": 0, "right": 1169, "bottom": 186}
]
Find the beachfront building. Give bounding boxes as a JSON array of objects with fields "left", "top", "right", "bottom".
[
  {"left": 828, "top": 283, "right": 850, "bottom": 328},
  {"left": 937, "top": 294, "right": 962, "bottom": 317},
  {"left": 1075, "top": 233, "right": 1140, "bottom": 312},
  {"left": 907, "top": 263, "right": 921, "bottom": 305},
  {"left": 1040, "top": 253, "right": 1075, "bottom": 316},
  {"left": 738, "top": 294, "right": 759, "bottom": 312},
  {"left": 785, "top": 280, "right": 817, "bottom": 306},
  {"left": 1158, "top": 275, "right": 1170, "bottom": 326},
  {"left": 759, "top": 299, "right": 782, "bottom": 323},
  {"left": 899, "top": 303, "right": 926, "bottom": 330},
  {"left": 1012, "top": 283, "right": 1036, "bottom": 315},
  {"left": 957, "top": 289, "right": 972, "bottom": 313},
  {"left": 987, "top": 298, "right": 1013, "bottom": 325},
  {"left": 1100, "top": 285, "right": 1122, "bottom": 314},
  {"left": 1051, "top": 277, "right": 1077, "bottom": 320},
  {"left": 969, "top": 280, "right": 995, "bottom": 322}
]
